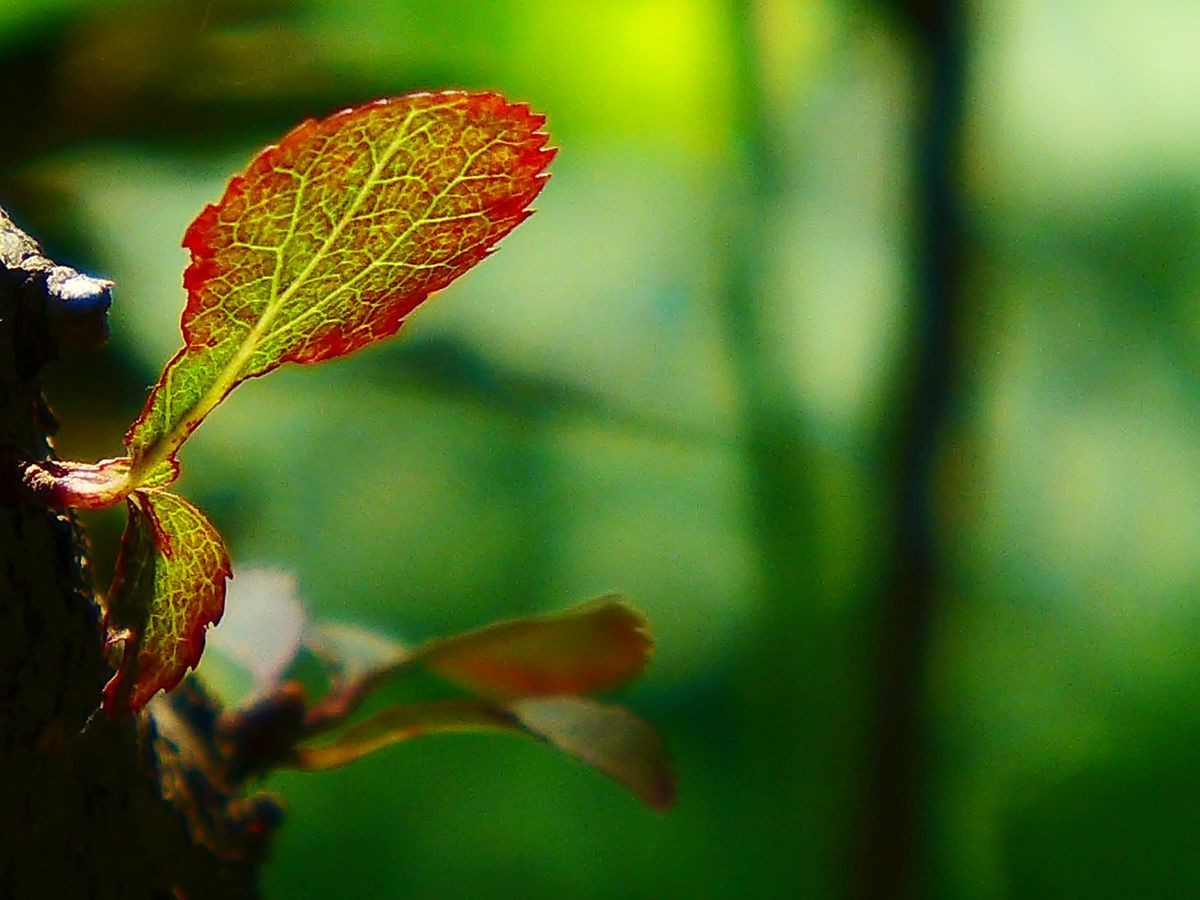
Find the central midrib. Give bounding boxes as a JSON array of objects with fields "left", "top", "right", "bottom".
[{"left": 135, "top": 107, "right": 430, "bottom": 480}]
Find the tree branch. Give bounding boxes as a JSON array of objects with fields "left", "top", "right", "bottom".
[{"left": 0, "top": 202, "right": 275, "bottom": 899}]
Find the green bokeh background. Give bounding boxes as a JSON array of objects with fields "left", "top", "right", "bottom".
[{"left": 4, "top": 0, "right": 1200, "bottom": 897}]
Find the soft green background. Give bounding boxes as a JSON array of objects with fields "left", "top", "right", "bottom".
[{"left": 4, "top": 0, "right": 1200, "bottom": 897}]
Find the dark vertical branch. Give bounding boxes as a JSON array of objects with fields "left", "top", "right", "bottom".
[
  {"left": 0, "top": 202, "right": 273, "bottom": 898},
  {"left": 850, "top": 2, "right": 967, "bottom": 898}
]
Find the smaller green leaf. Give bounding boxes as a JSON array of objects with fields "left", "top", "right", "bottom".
[
  {"left": 103, "top": 489, "right": 230, "bottom": 715},
  {"left": 405, "top": 596, "right": 653, "bottom": 698}
]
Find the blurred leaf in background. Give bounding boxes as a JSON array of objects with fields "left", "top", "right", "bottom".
[{"left": 4, "top": 0, "right": 1200, "bottom": 898}]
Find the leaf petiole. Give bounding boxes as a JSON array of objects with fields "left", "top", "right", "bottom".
[{"left": 14, "top": 457, "right": 132, "bottom": 509}]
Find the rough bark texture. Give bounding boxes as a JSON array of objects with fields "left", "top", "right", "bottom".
[{"left": 0, "top": 204, "right": 274, "bottom": 899}]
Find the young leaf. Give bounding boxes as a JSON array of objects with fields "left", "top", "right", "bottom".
[
  {"left": 291, "top": 700, "right": 514, "bottom": 770},
  {"left": 290, "top": 696, "right": 676, "bottom": 810},
  {"left": 103, "top": 490, "right": 231, "bottom": 715},
  {"left": 214, "top": 597, "right": 675, "bottom": 805},
  {"left": 295, "top": 598, "right": 652, "bottom": 732},
  {"left": 405, "top": 596, "right": 653, "bottom": 698},
  {"left": 125, "top": 91, "right": 554, "bottom": 485}
]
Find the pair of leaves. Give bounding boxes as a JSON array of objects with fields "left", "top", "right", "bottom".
[
  {"left": 71, "top": 91, "right": 553, "bottom": 711},
  {"left": 213, "top": 595, "right": 674, "bottom": 811},
  {"left": 295, "top": 697, "right": 672, "bottom": 811}
]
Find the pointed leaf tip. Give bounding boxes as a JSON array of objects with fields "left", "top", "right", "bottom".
[{"left": 511, "top": 697, "right": 677, "bottom": 811}]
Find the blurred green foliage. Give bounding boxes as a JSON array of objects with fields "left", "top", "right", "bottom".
[{"left": 4, "top": 0, "right": 1200, "bottom": 897}]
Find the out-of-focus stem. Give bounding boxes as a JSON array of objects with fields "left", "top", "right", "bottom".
[{"left": 849, "top": 2, "right": 967, "bottom": 898}]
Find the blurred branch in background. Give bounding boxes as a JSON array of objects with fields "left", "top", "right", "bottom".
[
  {"left": 725, "top": 0, "right": 966, "bottom": 896},
  {"left": 722, "top": 2, "right": 827, "bottom": 896},
  {"left": 376, "top": 335, "right": 734, "bottom": 453},
  {"left": 850, "top": 1, "right": 967, "bottom": 897}
]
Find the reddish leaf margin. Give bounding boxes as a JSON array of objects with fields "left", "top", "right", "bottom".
[{"left": 102, "top": 490, "right": 231, "bottom": 715}]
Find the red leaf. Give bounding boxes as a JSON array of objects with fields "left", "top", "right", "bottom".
[
  {"left": 125, "top": 91, "right": 554, "bottom": 484},
  {"left": 103, "top": 490, "right": 231, "bottom": 715},
  {"left": 407, "top": 596, "right": 653, "bottom": 698}
]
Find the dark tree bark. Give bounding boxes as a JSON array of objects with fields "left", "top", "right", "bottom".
[{"left": 0, "top": 204, "right": 275, "bottom": 899}]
